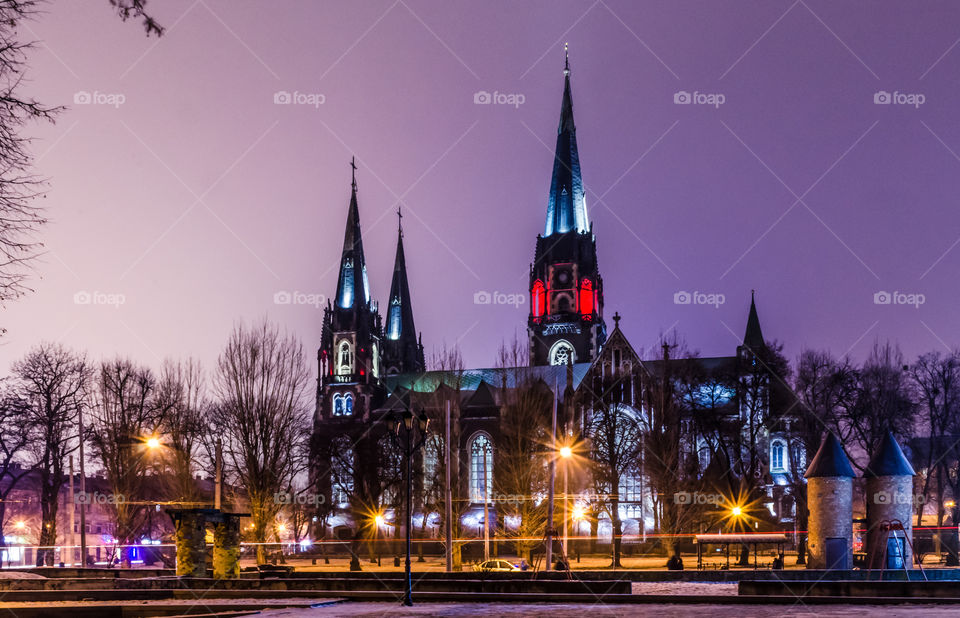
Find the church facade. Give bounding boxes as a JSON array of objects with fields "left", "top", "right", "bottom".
[{"left": 308, "top": 53, "right": 801, "bottom": 550}]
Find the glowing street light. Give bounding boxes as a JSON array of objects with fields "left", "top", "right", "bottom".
[
  {"left": 277, "top": 523, "right": 287, "bottom": 533},
  {"left": 731, "top": 506, "right": 742, "bottom": 517},
  {"left": 374, "top": 514, "right": 385, "bottom": 527},
  {"left": 560, "top": 446, "right": 573, "bottom": 459},
  {"left": 15, "top": 521, "right": 25, "bottom": 530},
  {"left": 145, "top": 437, "right": 161, "bottom": 449},
  {"left": 572, "top": 505, "right": 585, "bottom": 521}
]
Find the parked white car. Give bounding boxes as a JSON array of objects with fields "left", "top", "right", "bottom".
[{"left": 473, "top": 559, "right": 522, "bottom": 572}]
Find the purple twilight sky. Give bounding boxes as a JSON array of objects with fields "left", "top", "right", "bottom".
[{"left": 2, "top": 0, "right": 960, "bottom": 375}]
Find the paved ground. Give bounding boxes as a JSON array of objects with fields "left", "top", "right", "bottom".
[{"left": 261, "top": 602, "right": 960, "bottom": 617}]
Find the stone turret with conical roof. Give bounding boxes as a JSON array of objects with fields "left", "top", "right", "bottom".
[
  {"left": 865, "top": 431, "right": 916, "bottom": 569},
  {"left": 804, "top": 433, "right": 855, "bottom": 570}
]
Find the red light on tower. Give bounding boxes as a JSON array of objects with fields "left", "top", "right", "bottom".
[
  {"left": 532, "top": 280, "right": 545, "bottom": 318},
  {"left": 579, "top": 279, "right": 594, "bottom": 316}
]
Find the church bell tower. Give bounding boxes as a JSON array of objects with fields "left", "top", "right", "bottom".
[{"left": 528, "top": 47, "right": 606, "bottom": 366}]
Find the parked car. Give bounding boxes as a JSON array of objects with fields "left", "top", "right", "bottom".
[{"left": 473, "top": 559, "right": 521, "bottom": 572}]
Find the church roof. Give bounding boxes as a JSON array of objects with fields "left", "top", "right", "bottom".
[
  {"left": 544, "top": 47, "right": 588, "bottom": 237},
  {"left": 742, "top": 291, "right": 765, "bottom": 352},
  {"left": 384, "top": 363, "right": 590, "bottom": 396},
  {"left": 334, "top": 160, "right": 371, "bottom": 310},
  {"left": 864, "top": 431, "right": 915, "bottom": 478},
  {"left": 804, "top": 433, "right": 855, "bottom": 479}
]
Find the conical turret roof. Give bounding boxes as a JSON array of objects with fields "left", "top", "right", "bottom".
[
  {"left": 805, "top": 433, "right": 855, "bottom": 479},
  {"left": 864, "top": 431, "right": 915, "bottom": 478}
]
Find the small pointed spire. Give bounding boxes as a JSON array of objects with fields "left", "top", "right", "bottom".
[{"left": 742, "top": 290, "right": 765, "bottom": 351}]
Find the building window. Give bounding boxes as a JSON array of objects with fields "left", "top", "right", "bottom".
[
  {"left": 423, "top": 436, "right": 440, "bottom": 495},
  {"left": 372, "top": 343, "right": 379, "bottom": 378},
  {"left": 549, "top": 340, "right": 575, "bottom": 366},
  {"left": 770, "top": 439, "right": 787, "bottom": 473},
  {"left": 332, "top": 393, "right": 354, "bottom": 417},
  {"left": 333, "top": 394, "right": 344, "bottom": 416},
  {"left": 345, "top": 393, "right": 354, "bottom": 415},
  {"left": 337, "top": 340, "right": 352, "bottom": 375},
  {"left": 697, "top": 439, "right": 712, "bottom": 473},
  {"left": 470, "top": 433, "right": 493, "bottom": 504},
  {"left": 332, "top": 438, "right": 354, "bottom": 508}
]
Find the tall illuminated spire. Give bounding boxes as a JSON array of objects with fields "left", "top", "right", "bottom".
[
  {"left": 334, "top": 157, "right": 371, "bottom": 309},
  {"left": 544, "top": 43, "right": 588, "bottom": 236}
]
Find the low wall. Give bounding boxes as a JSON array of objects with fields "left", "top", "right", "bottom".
[{"left": 741, "top": 579, "right": 960, "bottom": 598}]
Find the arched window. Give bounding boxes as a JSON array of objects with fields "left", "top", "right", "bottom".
[
  {"left": 697, "top": 439, "right": 712, "bottom": 472},
  {"left": 470, "top": 433, "right": 493, "bottom": 504},
  {"left": 333, "top": 394, "right": 344, "bottom": 416},
  {"left": 332, "top": 437, "right": 354, "bottom": 508},
  {"left": 344, "top": 393, "right": 354, "bottom": 416},
  {"left": 371, "top": 343, "right": 379, "bottom": 378},
  {"left": 770, "top": 439, "right": 787, "bottom": 473},
  {"left": 531, "top": 280, "right": 545, "bottom": 318},
  {"left": 549, "top": 340, "right": 576, "bottom": 366},
  {"left": 579, "top": 279, "right": 594, "bottom": 316},
  {"left": 337, "top": 341, "right": 352, "bottom": 375}
]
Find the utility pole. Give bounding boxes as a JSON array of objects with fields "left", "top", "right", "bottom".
[
  {"left": 444, "top": 401, "right": 453, "bottom": 572},
  {"left": 78, "top": 405, "right": 87, "bottom": 568},
  {"left": 68, "top": 456, "right": 76, "bottom": 566},
  {"left": 483, "top": 448, "right": 490, "bottom": 561},
  {"left": 214, "top": 437, "right": 223, "bottom": 510},
  {"left": 546, "top": 381, "right": 557, "bottom": 569}
]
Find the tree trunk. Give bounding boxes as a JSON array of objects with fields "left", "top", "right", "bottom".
[{"left": 611, "top": 499, "right": 622, "bottom": 568}]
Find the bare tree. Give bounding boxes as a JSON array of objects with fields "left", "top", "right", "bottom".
[
  {"left": 0, "top": 384, "right": 33, "bottom": 548},
  {"left": 12, "top": 343, "right": 90, "bottom": 565},
  {"left": 911, "top": 352, "right": 960, "bottom": 530},
  {"left": 87, "top": 358, "right": 164, "bottom": 565},
  {"left": 212, "top": 320, "right": 309, "bottom": 564},
  {"left": 154, "top": 358, "right": 207, "bottom": 505},
  {"left": 843, "top": 342, "right": 916, "bottom": 469}
]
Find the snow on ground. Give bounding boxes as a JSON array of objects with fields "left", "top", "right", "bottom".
[{"left": 262, "top": 602, "right": 960, "bottom": 617}]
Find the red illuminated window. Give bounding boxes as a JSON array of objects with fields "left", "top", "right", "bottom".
[
  {"left": 532, "top": 280, "right": 545, "bottom": 318},
  {"left": 579, "top": 279, "right": 594, "bottom": 316}
]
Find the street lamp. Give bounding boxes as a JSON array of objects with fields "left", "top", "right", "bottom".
[
  {"left": 390, "top": 406, "right": 429, "bottom": 607},
  {"left": 146, "top": 436, "right": 161, "bottom": 450},
  {"left": 559, "top": 444, "right": 574, "bottom": 564}
]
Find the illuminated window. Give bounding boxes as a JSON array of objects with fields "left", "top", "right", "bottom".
[
  {"left": 333, "top": 394, "right": 344, "bottom": 416},
  {"left": 344, "top": 393, "right": 354, "bottom": 415},
  {"left": 470, "top": 434, "right": 493, "bottom": 503},
  {"left": 532, "top": 280, "right": 545, "bottom": 318},
  {"left": 372, "top": 343, "right": 379, "bottom": 378},
  {"left": 337, "top": 341, "right": 352, "bottom": 375},
  {"left": 579, "top": 279, "right": 594, "bottom": 316},
  {"left": 549, "top": 340, "right": 576, "bottom": 366},
  {"left": 770, "top": 439, "right": 787, "bottom": 473}
]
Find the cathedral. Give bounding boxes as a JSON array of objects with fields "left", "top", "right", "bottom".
[{"left": 308, "top": 51, "right": 799, "bottom": 552}]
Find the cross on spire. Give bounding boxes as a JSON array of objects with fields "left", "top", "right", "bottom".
[
  {"left": 397, "top": 205, "right": 403, "bottom": 236},
  {"left": 613, "top": 312, "right": 621, "bottom": 328},
  {"left": 350, "top": 156, "right": 357, "bottom": 191}
]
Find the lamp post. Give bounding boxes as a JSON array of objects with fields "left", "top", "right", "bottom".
[
  {"left": 559, "top": 445, "right": 572, "bottom": 562},
  {"left": 391, "top": 407, "right": 429, "bottom": 607}
]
